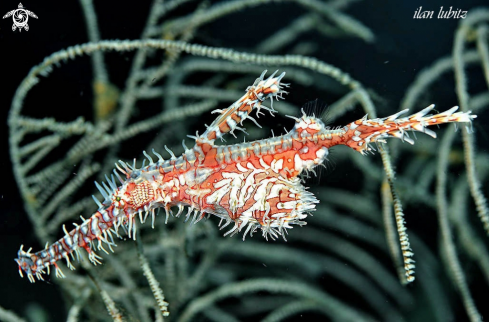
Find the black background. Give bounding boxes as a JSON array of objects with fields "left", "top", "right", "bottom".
[{"left": 0, "top": 0, "right": 488, "bottom": 321}]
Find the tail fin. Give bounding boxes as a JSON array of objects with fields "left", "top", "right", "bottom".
[{"left": 343, "top": 104, "right": 476, "bottom": 154}]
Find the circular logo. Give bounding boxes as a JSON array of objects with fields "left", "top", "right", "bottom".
[{"left": 2, "top": 3, "right": 38, "bottom": 32}]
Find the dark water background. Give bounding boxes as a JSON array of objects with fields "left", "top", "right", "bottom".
[{"left": 0, "top": 0, "right": 488, "bottom": 321}]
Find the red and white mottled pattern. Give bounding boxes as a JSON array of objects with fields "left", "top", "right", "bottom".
[{"left": 15, "top": 71, "right": 476, "bottom": 283}]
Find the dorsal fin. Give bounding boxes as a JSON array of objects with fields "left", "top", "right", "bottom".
[
  {"left": 195, "top": 70, "right": 288, "bottom": 146},
  {"left": 301, "top": 99, "right": 329, "bottom": 120}
]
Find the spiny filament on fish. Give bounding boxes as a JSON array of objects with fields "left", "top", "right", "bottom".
[{"left": 15, "top": 70, "right": 477, "bottom": 283}]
